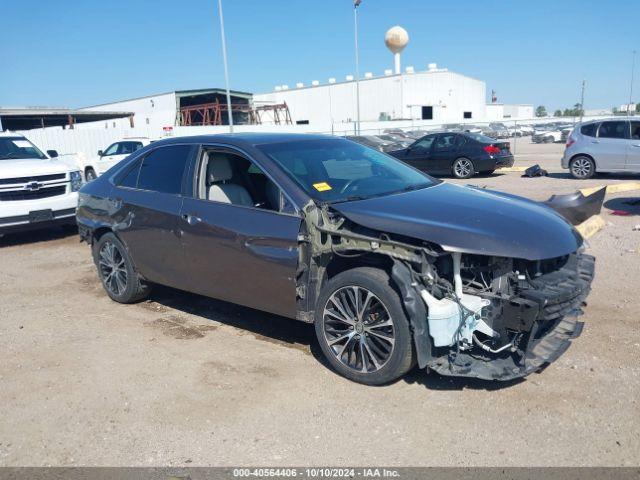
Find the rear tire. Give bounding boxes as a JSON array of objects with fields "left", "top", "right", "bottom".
[
  {"left": 92, "top": 232, "right": 151, "bottom": 303},
  {"left": 570, "top": 156, "right": 595, "bottom": 179},
  {"left": 314, "top": 268, "right": 415, "bottom": 386},
  {"left": 452, "top": 157, "right": 475, "bottom": 179}
]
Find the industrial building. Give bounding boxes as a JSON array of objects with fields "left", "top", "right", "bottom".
[
  {"left": 253, "top": 64, "right": 487, "bottom": 129},
  {"left": 76, "top": 88, "right": 254, "bottom": 132}
]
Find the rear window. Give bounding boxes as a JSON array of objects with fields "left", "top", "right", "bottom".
[
  {"left": 465, "top": 133, "right": 496, "bottom": 143},
  {"left": 580, "top": 123, "right": 598, "bottom": 137},
  {"left": 598, "top": 121, "right": 629, "bottom": 139},
  {"left": 136, "top": 145, "right": 192, "bottom": 194}
]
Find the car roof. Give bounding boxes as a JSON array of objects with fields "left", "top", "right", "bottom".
[{"left": 153, "top": 132, "right": 333, "bottom": 148}]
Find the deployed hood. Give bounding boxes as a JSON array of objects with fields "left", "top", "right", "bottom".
[
  {"left": 331, "top": 183, "right": 583, "bottom": 261},
  {"left": 0, "top": 158, "right": 74, "bottom": 178}
]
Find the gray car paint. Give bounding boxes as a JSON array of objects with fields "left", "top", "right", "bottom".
[{"left": 331, "top": 182, "right": 582, "bottom": 261}]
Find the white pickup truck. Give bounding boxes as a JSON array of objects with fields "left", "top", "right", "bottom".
[
  {"left": 0, "top": 131, "right": 82, "bottom": 235},
  {"left": 83, "top": 137, "right": 150, "bottom": 180}
]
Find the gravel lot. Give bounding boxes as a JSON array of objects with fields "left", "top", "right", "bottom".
[{"left": 1, "top": 138, "right": 639, "bottom": 467}]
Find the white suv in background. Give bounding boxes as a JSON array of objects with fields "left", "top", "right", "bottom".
[
  {"left": 83, "top": 137, "right": 150, "bottom": 180},
  {"left": 562, "top": 119, "right": 640, "bottom": 179},
  {"left": 0, "top": 132, "right": 82, "bottom": 235}
]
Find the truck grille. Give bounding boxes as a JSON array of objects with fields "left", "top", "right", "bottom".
[
  {"left": 0, "top": 173, "right": 66, "bottom": 186},
  {"left": 0, "top": 185, "right": 67, "bottom": 201}
]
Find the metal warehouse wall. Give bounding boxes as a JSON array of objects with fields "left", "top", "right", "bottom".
[
  {"left": 254, "top": 70, "right": 487, "bottom": 126},
  {"left": 76, "top": 92, "right": 177, "bottom": 132}
]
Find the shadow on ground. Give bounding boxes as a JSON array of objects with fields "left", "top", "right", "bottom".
[
  {"left": 145, "top": 285, "right": 521, "bottom": 391},
  {"left": 0, "top": 225, "right": 77, "bottom": 248},
  {"left": 604, "top": 197, "right": 640, "bottom": 217}
]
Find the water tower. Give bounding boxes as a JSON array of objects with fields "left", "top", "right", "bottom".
[{"left": 384, "top": 26, "right": 409, "bottom": 74}]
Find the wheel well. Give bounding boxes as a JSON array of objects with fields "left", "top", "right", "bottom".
[
  {"left": 324, "top": 252, "right": 394, "bottom": 284},
  {"left": 569, "top": 153, "right": 596, "bottom": 169},
  {"left": 92, "top": 227, "right": 112, "bottom": 243},
  {"left": 85, "top": 166, "right": 96, "bottom": 173}
]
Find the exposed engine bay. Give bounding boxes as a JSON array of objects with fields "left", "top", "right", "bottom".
[{"left": 298, "top": 202, "right": 595, "bottom": 381}]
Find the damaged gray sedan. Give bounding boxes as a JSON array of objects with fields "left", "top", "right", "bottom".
[{"left": 76, "top": 134, "right": 594, "bottom": 385}]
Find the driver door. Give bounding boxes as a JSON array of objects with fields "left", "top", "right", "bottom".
[
  {"left": 401, "top": 134, "right": 436, "bottom": 172},
  {"left": 179, "top": 146, "right": 301, "bottom": 318}
]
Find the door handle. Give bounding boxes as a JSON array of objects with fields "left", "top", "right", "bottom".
[
  {"left": 632, "top": 144, "right": 640, "bottom": 147},
  {"left": 182, "top": 213, "right": 202, "bottom": 226},
  {"left": 591, "top": 140, "right": 600, "bottom": 144}
]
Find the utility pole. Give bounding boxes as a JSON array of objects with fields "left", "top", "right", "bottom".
[
  {"left": 217, "top": 0, "right": 234, "bottom": 132},
  {"left": 579, "top": 80, "right": 585, "bottom": 124},
  {"left": 353, "top": 0, "right": 362, "bottom": 135},
  {"left": 628, "top": 50, "right": 636, "bottom": 117}
]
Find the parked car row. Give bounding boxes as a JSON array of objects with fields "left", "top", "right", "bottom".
[{"left": 532, "top": 122, "right": 574, "bottom": 143}]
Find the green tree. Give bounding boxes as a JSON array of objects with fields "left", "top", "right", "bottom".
[
  {"left": 535, "top": 105, "right": 547, "bottom": 117},
  {"left": 554, "top": 110, "right": 563, "bottom": 117},
  {"left": 636, "top": 103, "right": 640, "bottom": 113}
]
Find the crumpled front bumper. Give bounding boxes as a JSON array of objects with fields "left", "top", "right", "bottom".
[{"left": 428, "top": 253, "right": 595, "bottom": 381}]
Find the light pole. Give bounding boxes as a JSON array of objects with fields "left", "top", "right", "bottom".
[
  {"left": 579, "top": 80, "right": 585, "bottom": 124},
  {"left": 353, "top": 0, "right": 362, "bottom": 135},
  {"left": 217, "top": 0, "right": 234, "bottom": 133},
  {"left": 628, "top": 50, "right": 636, "bottom": 117}
]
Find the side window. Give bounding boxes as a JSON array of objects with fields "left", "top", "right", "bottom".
[
  {"left": 598, "top": 121, "right": 629, "bottom": 139},
  {"left": 117, "top": 141, "right": 143, "bottom": 155},
  {"left": 413, "top": 135, "right": 435, "bottom": 150},
  {"left": 433, "top": 134, "right": 457, "bottom": 151},
  {"left": 118, "top": 159, "right": 142, "bottom": 188},
  {"left": 631, "top": 122, "right": 640, "bottom": 140},
  {"left": 201, "top": 150, "right": 283, "bottom": 212},
  {"left": 581, "top": 123, "right": 598, "bottom": 137},
  {"left": 137, "top": 145, "right": 192, "bottom": 194},
  {"left": 103, "top": 143, "right": 119, "bottom": 156}
]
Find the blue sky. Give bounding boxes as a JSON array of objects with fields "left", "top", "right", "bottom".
[{"left": 1, "top": 0, "right": 638, "bottom": 111}]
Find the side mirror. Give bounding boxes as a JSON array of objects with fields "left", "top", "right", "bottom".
[
  {"left": 98, "top": 150, "right": 103, "bottom": 157},
  {"left": 47, "top": 150, "right": 59, "bottom": 158}
]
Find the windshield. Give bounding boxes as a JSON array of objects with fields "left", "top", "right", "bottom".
[
  {"left": 257, "top": 138, "right": 438, "bottom": 203},
  {"left": 0, "top": 137, "right": 47, "bottom": 160}
]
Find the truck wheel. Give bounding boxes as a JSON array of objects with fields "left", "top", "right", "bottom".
[
  {"left": 85, "top": 168, "right": 97, "bottom": 181},
  {"left": 570, "top": 156, "right": 595, "bottom": 179},
  {"left": 315, "top": 267, "right": 415, "bottom": 386},
  {"left": 452, "top": 157, "right": 475, "bottom": 179},
  {"left": 92, "top": 232, "right": 151, "bottom": 303}
]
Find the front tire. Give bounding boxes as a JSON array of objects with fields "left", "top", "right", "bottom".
[
  {"left": 452, "top": 157, "right": 475, "bottom": 179},
  {"left": 314, "top": 268, "right": 415, "bottom": 386},
  {"left": 92, "top": 232, "right": 151, "bottom": 303},
  {"left": 570, "top": 156, "right": 595, "bottom": 179}
]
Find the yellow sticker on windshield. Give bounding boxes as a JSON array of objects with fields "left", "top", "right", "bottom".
[{"left": 313, "top": 182, "right": 332, "bottom": 192}]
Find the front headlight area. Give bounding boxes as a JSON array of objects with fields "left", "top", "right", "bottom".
[{"left": 70, "top": 170, "right": 83, "bottom": 192}]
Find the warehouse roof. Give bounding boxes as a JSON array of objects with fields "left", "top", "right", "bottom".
[
  {"left": 82, "top": 88, "right": 253, "bottom": 109},
  {"left": 0, "top": 107, "right": 134, "bottom": 130}
]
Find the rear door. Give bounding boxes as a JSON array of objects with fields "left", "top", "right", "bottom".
[
  {"left": 400, "top": 134, "right": 436, "bottom": 172},
  {"left": 431, "top": 133, "right": 460, "bottom": 172},
  {"left": 179, "top": 146, "right": 301, "bottom": 318},
  {"left": 627, "top": 121, "right": 640, "bottom": 170},
  {"left": 112, "top": 144, "right": 195, "bottom": 288},
  {"left": 595, "top": 121, "right": 629, "bottom": 170}
]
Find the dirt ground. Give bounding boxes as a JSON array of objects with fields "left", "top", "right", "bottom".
[{"left": 0, "top": 138, "right": 639, "bottom": 467}]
